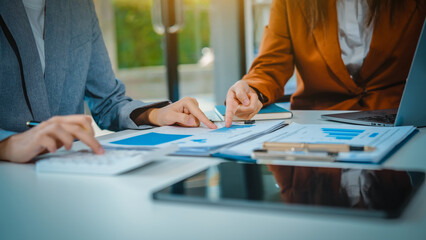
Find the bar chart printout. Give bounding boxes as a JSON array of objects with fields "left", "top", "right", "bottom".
[
  {"left": 258, "top": 123, "right": 416, "bottom": 163},
  {"left": 100, "top": 120, "right": 286, "bottom": 155},
  {"left": 322, "top": 128, "right": 364, "bottom": 141}
]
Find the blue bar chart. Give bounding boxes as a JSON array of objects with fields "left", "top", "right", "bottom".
[
  {"left": 212, "top": 124, "right": 254, "bottom": 133},
  {"left": 322, "top": 128, "right": 365, "bottom": 140}
]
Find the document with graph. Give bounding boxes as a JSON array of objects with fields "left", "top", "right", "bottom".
[
  {"left": 100, "top": 120, "right": 286, "bottom": 156},
  {"left": 216, "top": 123, "right": 416, "bottom": 163}
]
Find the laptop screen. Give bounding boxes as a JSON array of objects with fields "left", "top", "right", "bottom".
[{"left": 395, "top": 20, "right": 426, "bottom": 127}]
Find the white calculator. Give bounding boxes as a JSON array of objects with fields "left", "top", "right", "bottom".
[{"left": 35, "top": 145, "right": 178, "bottom": 175}]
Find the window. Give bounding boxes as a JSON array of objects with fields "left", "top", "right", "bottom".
[{"left": 94, "top": 0, "right": 214, "bottom": 104}]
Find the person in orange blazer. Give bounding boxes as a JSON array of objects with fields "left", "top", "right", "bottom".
[
  {"left": 267, "top": 165, "right": 413, "bottom": 209},
  {"left": 224, "top": 0, "right": 425, "bottom": 127}
]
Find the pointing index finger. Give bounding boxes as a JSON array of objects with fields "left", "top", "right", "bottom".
[
  {"left": 225, "top": 95, "right": 240, "bottom": 128},
  {"left": 183, "top": 101, "right": 217, "bottom": 129}
]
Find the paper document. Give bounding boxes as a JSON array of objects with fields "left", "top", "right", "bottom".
[
  {"left": 217, "top": 123, "right": 416, "bottom": 163},
  {"left": 101, "top": 120, "right": 286, "bottom": 156}
]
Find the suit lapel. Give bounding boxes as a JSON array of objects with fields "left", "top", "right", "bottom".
[
  {"left": 359, "top": 1, "right": 417, "bottom": 84},
  {"left": 297, "top": 1, "right": 363, "bottom": 95},
  {"left": 0, "top": 0, "right": 51, "bottom": 121},
  {"left": 44, "top": 0, "right": 71, "bottom": 116}
]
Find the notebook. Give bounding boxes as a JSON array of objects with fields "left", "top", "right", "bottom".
[
  {"left": 322, "top": 21, "right": 426, "bottom": 127},
  {"left": 215, "top": 103, "right": 292, "bottom": 121}
]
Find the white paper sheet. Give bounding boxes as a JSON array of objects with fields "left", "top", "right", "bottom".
[
  {"left": 101, "top": 120, "right": 286, "bottom": 156},
  {"left": 219, "top": 123, "right": 416, "bottom": 163}
]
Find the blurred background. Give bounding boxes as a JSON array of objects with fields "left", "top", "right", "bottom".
[{"left": 92, "top": 0, "right": 296, "bottom": 110}]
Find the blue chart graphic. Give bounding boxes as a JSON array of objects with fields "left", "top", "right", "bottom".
[
  {"left": 369, "top": 133, "right": 379, "bottom": 138},
  {"left": 212, "top": 124, "right": 254, "bottom": 133},
  {"left": 322, "top": 128, "right": 365, "bottom": 140},
  {"left": 111, "top": 132, "right": 192, "bottom": 146}
]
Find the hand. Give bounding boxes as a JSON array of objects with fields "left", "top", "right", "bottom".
[
  {"left": 225, "top": 80, "right": 263, "bottom": 127},
  {"left": 0, "top": 115, "right": 104, "bottom": 163},
  {"left": 147, "top": 97, "right": 217, "bottom": 129}
]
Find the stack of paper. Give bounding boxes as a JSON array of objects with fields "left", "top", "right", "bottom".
[
  {"left": 215, "top": 123, "right": 416, "bottom": 163},
  {"left": 101, "top": 120, "right": 286, "bottom": 156}
]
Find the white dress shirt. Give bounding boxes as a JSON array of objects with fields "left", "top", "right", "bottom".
[
  {"left": 22, "top": 0, "right": 46, "bottom": 74},
  {"left": 337, "top": 0, "right": 374, "bottom": 80}
]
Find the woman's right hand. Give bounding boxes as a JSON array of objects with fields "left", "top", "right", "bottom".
[
  {"left": 225, "top": 80, "right": 263, "bottom": 127},
  {"left": 0, "top": 115, "right": 104, "bottom": 163}
]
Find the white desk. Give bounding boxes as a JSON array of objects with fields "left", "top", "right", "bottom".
[{"left": 1, "top": 111, "right": 425, "bottom": 240}]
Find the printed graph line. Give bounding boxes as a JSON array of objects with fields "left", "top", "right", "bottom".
[
  {"left": 324, "top": 132, "right": 360, "bottom": 136},
  {"left": 321, "top": 128, "right": 365, "bottom": 133},
  {"left": 212, "top": 125, "right": 254, "bottom": 133},
  {"left": 110, "top": 132, "right": 192, "bottom": 146},
  {"left": 321, "top": 128, "right": 364, "bottom": 141}
]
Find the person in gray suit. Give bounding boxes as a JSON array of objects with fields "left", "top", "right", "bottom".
[{"left": 0, "top": 0, "right": 217, "bottom": 163}]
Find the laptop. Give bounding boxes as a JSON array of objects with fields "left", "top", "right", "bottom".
[{"left": 322, "top": 21, "right": 426, "bottom": 127}]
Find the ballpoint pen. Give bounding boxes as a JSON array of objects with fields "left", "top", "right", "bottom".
[
  {"left": 252, "top": 149, "right": 336, "bottom": 162},
  {"left": 263, "top": 142, "right": 376, "bottom": 153},
  {"left": 26, "top": 121, "right": 40, "bottom": 128}
]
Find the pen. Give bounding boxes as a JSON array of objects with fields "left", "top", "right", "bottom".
[
  {"left": 26, "top": 121, "right": 40, "bottom": 128},
  {"left": 244, "top": 120, "right": 256, "bottom": 124},
  {"left": 263, "top": 142, "right": 376, "bottom": 153},
  {"left": 252, "top": 149, "right": 336, "bottom": 162}
]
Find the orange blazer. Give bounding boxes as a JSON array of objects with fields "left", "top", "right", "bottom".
[{"left": 243, "top": 0, "right": 425, "bottom": 110}]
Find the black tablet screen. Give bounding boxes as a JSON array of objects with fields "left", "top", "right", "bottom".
[{"left": 153, "top": 162, "right": 424, "bottom": 218}]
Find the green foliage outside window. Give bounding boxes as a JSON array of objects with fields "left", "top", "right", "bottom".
[{"left": 113, "top": 0, "right": 211, "bottom": 69}]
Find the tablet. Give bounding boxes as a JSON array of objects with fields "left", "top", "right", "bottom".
[{"left": 153, "top": 162, "right": 424, "bottom": 218}]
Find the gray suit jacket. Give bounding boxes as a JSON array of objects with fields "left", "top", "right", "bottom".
[{"left": 0, "top": 0, "right": 168, "bottom": 141}]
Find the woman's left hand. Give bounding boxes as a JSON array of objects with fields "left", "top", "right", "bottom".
[{"left": 146, "top": 97, "right": 217, "bottom": 129}]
